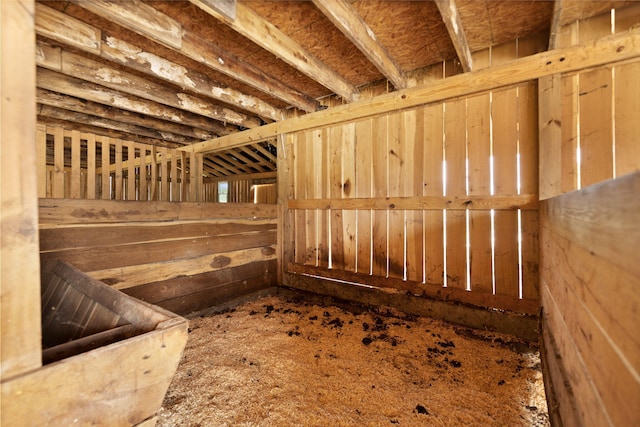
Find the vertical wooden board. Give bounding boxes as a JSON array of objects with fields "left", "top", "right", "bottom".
[
  {"left": 467, "top": 92, "right": 493, "bottom": 294},
  {"left": 519, "top": 81, "right": 540, "bottom": 301},
  {"left": 372, "top": 115, "right": 388, "bottom": 276},
  {"left": 342, "top": 123, "right": 357, "bottom": 272},
  {"left": 301, "top": 131, "right": 316, "bottom": 265},
  {"left": 138, "top": 144, "right": 148, "bottom": 201},
  {"left": 101, "top": 138, "right": 111, "bottom": 200},
  {"left": 86, "top": 133, "right": 96, "bottom": 199},
  {"left": 293, "top": 132, "right": 306, "bottom": 264},
  {"left": 423, "top": 103, "right": 444, "bottom": 286},
  {"left": 561, "top": 73, "right": 579, "bottom": 192},
  {"left": 355, "top": 119, "right": 372, "bottom": 274},
  {"left": 194, "top": 153, "right": 203, "bottom": 202},
  {"left": 404, "top": 108, "right": 424, "bottom": 282},
  {"left": 114, "top": 139, "right": 123, "bottom": 200},
  {"left": 37, "top": 126, "right": 47, "bottom": 198},
  {"left": 160, "top": 147, "right": 169, "bottom": 201},
  {"left": 387, "top": 111, "right": 404, "bottom": 279},
  {"left": 329, "top": 125, "right": 344, "bottom": 270},
  {"left": 538, "top": 74, "right": 562, "bottom": 200},
  {"left": 492, "top": 87, "right": 519, "bottom": 298},
  {"left": 444, "top": 99, "right": 467, "bottom": 289},
  {"left": 53, "top": 126, "right": 65, "bottom": 198},
  {"left": 151, "top": 146, "right": 159, "bottom": 201},
  {"left": 170, "top": 148, "right": 178, "bottom": 201},
  {"left": 127, "top": 142, "right": 136, "bottom": 201},
  {"left": 467, "top": 49, "right": 492, "bottom": 294},
  {"left": 579, "top": 67, "right": 613, "bottom": 187},
  {"left": 614, "top": 61, "right": 640, "bottom": 177},
  {"left": 1, "top": 0, "right": 41, "bottom": 377},
  {"left": 317, "top": 129, "right": 330, "bottom": 268},
  {"left": 179, "top": 151, "right": 187, "bottom": 202},
  {"left": 578, "top": 10, "right": 612, "bottom": 44},
  {"left": 308, "top": 129, "right": 323, "bottom": 266}
]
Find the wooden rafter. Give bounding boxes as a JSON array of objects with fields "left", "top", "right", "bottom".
[
  {"left": 35, "top": 3, "right": 281, "bottom": 122},
  {"left": 70, "top": 0, "right": 319, "bottom": 113},
  {"left": 180, "top": 30, "right": 640, "bottom": 153},
  {"left": 37, "top": 68, "right": 231, "bottom": 134},
  {"left": 37, "top": 104, "right": 194, "bottom": 145},
  {"left": 36, "top": 88, "right": 224, "bottom": 140},
  {"left": 312, "top": 0, "right": 408, "bottom": 89},
  {"left": 36, "top": 40, "right": 260, "bottom": 128},
  {"left": 189, "top": 0, "right": 360, "bottom": 102},
  {"left": 434, "top": 0, "right": 473, "bottom": 72}
]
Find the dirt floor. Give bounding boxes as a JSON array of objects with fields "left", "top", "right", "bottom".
[{"left": 157, "top": 291, "right": 549, "bottom": 426}]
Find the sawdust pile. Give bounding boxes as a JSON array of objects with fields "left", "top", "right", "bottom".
[{"left": 157, "top": 292, "right": 548, "bottom": 426}]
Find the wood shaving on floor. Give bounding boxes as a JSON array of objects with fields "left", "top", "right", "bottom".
[{"left": 157, "top": 292, "right": 549, "bottom": 426}]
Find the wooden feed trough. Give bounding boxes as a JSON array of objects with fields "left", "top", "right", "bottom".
[{"left": 2, "top": 260, "right": 188, "bottom": 427}]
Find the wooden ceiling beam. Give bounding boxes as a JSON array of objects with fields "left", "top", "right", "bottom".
[
  {"left": 37, "top": 116, "right": 178, "bottom": 148},
  {"left": 181, "top": 30, "right": 640, "bottom": 153},
  {"left": 311, "top": 0, "right": 408, "bottom": 89},
  {"left": 71, "top": 0, "right": 320, "bottom": 113},
  {"left": 231, "top": 147, "right": 276, "bottom": 171},
  {"left": 35, "top": 3, "right": 282, "bottom": 122},
  {"left": 37, "top": 88, "right": 223, "bottom": 140},
  {"left": 37, "top": 104, "right": 195, "bottom": 145},
  {"left": 36, "top": 40, "right": 260, "bottom": 128},
  {"left": 37, "top": 68, "right": 234, "bottom": 134},
  {"left": 189, "top": 0, "right": 360, "bottom": 102},
  {"left": 434, "top": 0, "right": 473, "bottom": 72}
]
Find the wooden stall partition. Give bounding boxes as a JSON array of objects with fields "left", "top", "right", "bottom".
[
  {"left": 37, "top": 125, "right": 204, "bottom": 202},
  {"left": 39, "top": 199, "right": 278, "bottom": 315},
  {"left": 540, "top": 172, "right": 640, "bottom": 427},
  {"left": 539, "top": 4, "right": 640, "bottom": 200},
  {"left": 283, "top": 34, "right": 545, "bottom": 340}
]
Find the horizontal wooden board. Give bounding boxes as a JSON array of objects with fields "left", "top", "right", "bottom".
[
  {"left": 288, "top": 194, "right": 538, "bottom": 211},
  {"left": 39, "top": 198, "right": 277, "bottom": 224},
  {"left": 41, "top": 230, "right": 277, "bottom": 272},
  {"left": 542, "top": 172, "right": 640, "bottom": 278},
  {"left": 287, "top": 263, "right": 539, "bottom": 316},
  {"left": 124, "top": 260, "right": 277, "bottom": 304},
  {"left": 91, "top": 245, "right": 277, "bottom": 290},
  {"left": 284, "top": 272, "right": 538, "bottom": 342},
  {"left": 40, "top": 219, "right": 276, "bottom": 251},
  {"left": 153, "top": 267, "right": 277, "bottom": 315}
]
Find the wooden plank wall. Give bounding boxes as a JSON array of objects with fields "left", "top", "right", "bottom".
[
  {"left": 539, "top": 3, "right": 640, "bottom": 200},
  {"left": 37, "top": 125, "right": 205, "bottom": 202},
  {"left": 538, "top": 6, "right": 640, "bottom": 426},
  {"left": 540, "top": 172, "right": 640, "bottom": 427},
  {"left": 284, "top": 33, "right": 546, "bottom": 319},
  {"left": 39, "top": 199, "right": 278, "bottom": 315}
]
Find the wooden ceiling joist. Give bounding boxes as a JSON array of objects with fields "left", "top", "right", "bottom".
[
  {"left": 312, "top": 0, "right": 408, "bottom": 89},
  {"left": 434, "top": 0, "right": 474, "bottom": 72},
  {"left": 189, "top": 0, "right": 360, "bottom": 102},
  {"left": 36, "top": 68, "right": 232, "bottom": 134},
  {"left": 37, "top": 104, "right": 194, "bottom": 146},
  {"left": 71, "top": 0, "right": 320, "bottom": 113},
  {"left": 36, "top": 88, "right": 222, "bottom": 141},
  {"left": 181, "top": 29, "right": 640, "bottom": 154},
  {"left": 36, "top": 40, "right": 260, "bottom": 129},
  {"left": 35, "top": 3, "right": 282, "bottom": 122}
]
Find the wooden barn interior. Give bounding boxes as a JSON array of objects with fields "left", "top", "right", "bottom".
[{"left": 2, "top": 0, "right": 639, "bottom": 425}]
